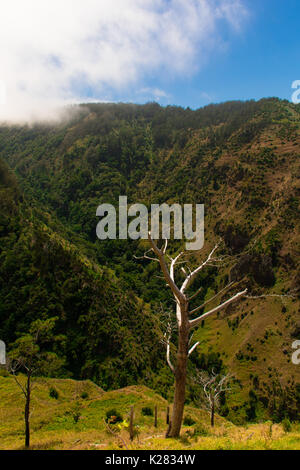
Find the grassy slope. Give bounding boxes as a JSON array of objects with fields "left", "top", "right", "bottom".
[
  {"left": 0, "top": 375, "right": 299, "bottom": 450},
  {"left": 194, "top": 297, "right": 299, "bottom": 422},
  {"left": 186, "top": 104, "right": 300, "bottom": 421}
]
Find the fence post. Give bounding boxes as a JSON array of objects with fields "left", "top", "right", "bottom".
[
  {"left": 129, "top": 406, "right": 134, "bottom": 441},
  {"left": 166, "top": 406, "right": 170, "bottom": 425},
  {"left": 154, "top": 406, "right": 158, "bottom": 428}
]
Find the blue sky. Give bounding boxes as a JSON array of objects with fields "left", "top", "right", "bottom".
[
  {"left": 124, "top": 0, "right": 300, "bottom": 108},
  {"left": 0, "top": 0, "right": 299, "bottom": 121}
]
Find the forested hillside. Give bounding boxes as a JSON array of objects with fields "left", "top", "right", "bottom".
[
  {"left": 0, "top": 158, "right": 163, "bottom": 390},
  {"left": 0, "top": 98, "right": 299, "bottom": 423}
]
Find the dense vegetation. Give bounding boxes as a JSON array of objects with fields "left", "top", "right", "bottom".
[
  {"left": 0, "top": 98, "right": 299, "bottom": 424},
  {"left": 0, "top": 159, "right": 164, "bottom": 390}
]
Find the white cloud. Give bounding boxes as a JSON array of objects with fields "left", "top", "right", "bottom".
[
  {"left": 139, "top": 87, "right": 169, "bottom": 101},
  {"left": 200, "top": 91, "right": 214, "bottom": 103},
  {"left": 0, "top": 0, "right": 247, "bottom": 122}
]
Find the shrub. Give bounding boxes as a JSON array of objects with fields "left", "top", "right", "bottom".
[
  {"left": 72, "top": 402, "right": 82, "bottom": 423},
  {"left": 81, "top": 392, "right": 89, "bottom": 399},
  {"left": 193, "top": 423, "right": 209, "bottom": 436},
  {"left": 0, "top": 368, "right": 9, "bottom": 377},
  {"left": 49, "top": 387, "right": 59, "bottom": 400},
  {"left": 183, "top": 415, "right": 196, "bottom": 426},
  {"left": 105, "top": 408, "right": 123, "bottom": 424},
  {"left": 142, "top": 407, "right": 153, "bottom": 417},
  {"left": 282, "top": 418, "right": 292, "bottom": 433}
]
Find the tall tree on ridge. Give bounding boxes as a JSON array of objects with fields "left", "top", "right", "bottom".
[{"left": 139, "top": 234, "right": 247, "bottom": 438}]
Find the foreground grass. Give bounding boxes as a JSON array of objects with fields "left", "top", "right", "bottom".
[{"left": 0, "top": 375, "right": 299, "bottom": 450}]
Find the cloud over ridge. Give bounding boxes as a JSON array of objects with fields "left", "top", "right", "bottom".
[{"left": 0, "top": 0, "right": 247, "bottom": 122}]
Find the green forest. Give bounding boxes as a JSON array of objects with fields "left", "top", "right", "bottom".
[{"left": 0, "top": 98, "right": 299, "bottom": 448}]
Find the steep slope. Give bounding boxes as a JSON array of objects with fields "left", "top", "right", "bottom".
[{"left": 0, "top": 158, "right": 164, "bottom": 389}]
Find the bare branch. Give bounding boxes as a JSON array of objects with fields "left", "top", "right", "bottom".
[
  {"left": 133, "top": 248, "right": 160, "bottom": 263},
  {"left": 189, "top": 289, "right": 248, "bottom": 329},
  {"left": 166, "top": 336, "right": 175, "bottom": 374},
  {"left": 188, "top": 342, "right": 200, "bottom": 357},
  {"left": 181, "top": 267, "right": 187, "bottom": 276},
  {"left": 188, "top": 331, "right": 195, "bottom": 345},
  {"left": 215, "top": 374, "right": 232, "bottom": 397},
  {"left": 170, "top": 252, "right": 184, "bottom": 282},
  {"left": 159, "top": 305, "right": 176, "bottom": 374},
  {"left": 189, "top": 282, "right": 235, "bottom": 316},
  {"left": 148, "top": 233, "right": 184, "bottom": 303},
  {"left": 245, "top": 293, "right": 296, "bottom": 300},
  {"left": 180, "top": 244, "right": 219, "bottom": 293},
  {"left": 195, "top": 371, "right": 232, "bottom": 405},
  {"left": 10, "top": 367, "right": 27, "bottom": 398},
  {"left": 188, "top": 287, "right": 203, "bottom": 302},
  {"left": 164, "top": 327, "right": 175, "bottom": 374}
]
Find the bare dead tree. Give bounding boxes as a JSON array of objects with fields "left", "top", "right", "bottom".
[
  {"left": 159, "top": 305, "right": 177, "bottom": 375},
  {"left": 195, "top": 369, "right": 231, "bottom": 427},
  {"left": 137, "top": 233, "right": 247, "bottom": 438}
]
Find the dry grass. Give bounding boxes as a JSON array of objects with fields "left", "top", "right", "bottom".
[{"left": 0, "top": 375, "right": 299, "bottom": 450}]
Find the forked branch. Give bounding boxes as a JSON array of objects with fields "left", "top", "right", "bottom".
[
  {"left": 180, "top": 244, "right": 219, "bottom": 294},
  {"left": 148, "top": 233, "right": 184, "bottom": 302}
]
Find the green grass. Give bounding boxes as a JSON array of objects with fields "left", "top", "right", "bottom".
[{"left": 0, "top": 375, "right": 299, "bottom": 450}]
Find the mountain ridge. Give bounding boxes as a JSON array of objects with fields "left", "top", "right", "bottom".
[{"left": 0, "top": 97, "right": 299, "bottom": 423}]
